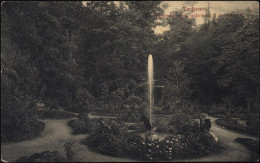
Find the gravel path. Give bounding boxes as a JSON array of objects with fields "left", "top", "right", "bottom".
[
  {"left": 1, "top": 118, "right": 135, "bottom": 162},
  {"left": 175, "top": 114, "right": 259, "bottom": 162}
]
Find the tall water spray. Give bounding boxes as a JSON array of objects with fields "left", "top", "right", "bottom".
[{"left": 148, "top": 54, "right": 154, "bottom": 127}]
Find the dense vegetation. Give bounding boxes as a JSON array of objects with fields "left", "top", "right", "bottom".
[
  {"left": 81, "top": 117, "right": 222, "bottom": 161},
  {"left": 215, "top": 115, "right": 259, "bottom": 136},
  {"left": 1, "top": 2, "right": 259, "bottom": 142},
  {"left": 17, "top": 141, "right": 78, "bottom": 162}
]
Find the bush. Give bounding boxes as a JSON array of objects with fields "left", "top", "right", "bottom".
[
  {"left": 153, "top": 116, "right": 176, "bottom": 133},
  {"left": 82, "top": 120, "right": 131, "bottom": 157},
  {"left": 125, "top": 122, "right": 145, "bottom": 131},
  {"left": 245, "top": 114, "right": 259, "bottom": 135},
  {"left": 68, "top": 119, "right": 89, "bottom": 134},
  {"left": 82, "top": 118, "right": 222, "bottom": 161},
  {"left": 38, "top": 109, "right": 76, "bottom": 119},
  {"left": 68, "top": 114, "right": 129, "bottom": 135},
  {"left": 68, "top": 113, "right": 91, "bottom": 134},
  {"left": 215, "top": 118, "right": 259, "bottom": 136},
  {"left": 64, "top": 141, "right": 78, "bottom": 162},
  {"left": 1, "top": 48, "right": 44, "bottom": 142},
  {"left": 156, "top": 110, "right": 199, "bottom": 135},
  {"left": 117, "top": 95, "right": 147, "bottom": 123},
  {"left": 118, "top": 110, "right": 143, "bottom": 123},
  {"left": 207, "top": 105, "right": 226, "bottom": 117},
  {"left": 16, "top": 140, "right": 78, "bottom": 162},
  {"left": 16, "top": 151, "right": 65, "bottom": 162},
  {"left": 1, "top": 118, "right": 45, "bottom": 142}
]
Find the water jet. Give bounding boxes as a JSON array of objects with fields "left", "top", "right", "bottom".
[{"left": 148, "top": 54, "right": 154, "bottom": 128}]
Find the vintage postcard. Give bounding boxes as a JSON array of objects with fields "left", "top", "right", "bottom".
[{"left": 1, "top": 1, "right": 259, "bottom": 162}]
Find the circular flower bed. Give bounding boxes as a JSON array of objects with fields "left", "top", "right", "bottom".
[{"left": 81, "top": 120, "right": 223, "bottom": 161}]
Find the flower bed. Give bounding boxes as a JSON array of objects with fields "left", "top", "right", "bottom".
[{"left": 81, "top": 120, "right": 223, "bottom": 161}]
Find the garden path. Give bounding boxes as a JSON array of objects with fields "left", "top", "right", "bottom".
[
  {"left": 1, "top": 114, "right": 258, "bottom": 162},
  {"left": 1, "top": 118, "right": 134, "bottom": 162},
  {"left": 175, "top": 114, "right": 259, "bottom": 162}
]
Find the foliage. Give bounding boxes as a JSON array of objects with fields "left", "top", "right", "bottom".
[
  {"left": 82, "top": 119, "right": 222, "bottom": 161},
  {"left": 155, "top": 9, "right": 258, "bottom": 114},
  {"left": 1, "top": 38, "right": 44, "bottom": 142},
  {"left": 37, "top": 109, "right": 76, "bottom": 119},
  {"left": 126, "top": 122, "right": 145, "bottom": 131},
  {"left": 1, "top": 1, "right": 258, "bottom": 145},
  {"left": 16, "top": 141, "right": 78, "bottom": 162},
  {"left": 68, "top": 113, "right": 143, "bottom": 135},
  {"left": 64, "top": 140, "right": 78, "bottom": 162},
  {"left": 16, "top": 151, "right": 65, "bottom": 162},
  {"left": 117, "top": 95, "right": 147, "bottom": 122},
  {"left": 153, "top": 116, "right": 176, "bottom": 133},
  {"left": 215, "top": 118, "right": 259, "bottom": 136},
  {"left": 68, "top": 113, "right": 91, "bottom": 134}
]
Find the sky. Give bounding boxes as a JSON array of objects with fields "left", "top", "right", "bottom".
[
  {"left": 154, "top": 1, "right": 259, "bottom": 34},
  {"left": 82, "top": 1, "right": 259, "bottom": 35}
]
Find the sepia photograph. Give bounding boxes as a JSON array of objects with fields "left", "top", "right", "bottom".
[{"left": 1, "top": 1, "right": 259, "bottom": 162}]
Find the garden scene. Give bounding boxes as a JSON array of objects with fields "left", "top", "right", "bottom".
[{"left": 1, "top": 1, "right": 259, "bottom": 162}]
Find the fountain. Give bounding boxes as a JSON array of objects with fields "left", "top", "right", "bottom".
[
  {"left": 82, "top": 54, "right": 220, "bottom": 161},
  {"left": 148, "top": 54, "right": 154, "bottom": 128}
]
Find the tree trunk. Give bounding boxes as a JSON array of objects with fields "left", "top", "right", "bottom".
[
  {"left": 247, "top": 101, "right": 251, "bottom": 113},
  {"left": 227, "top": 108, "right": 231, "bottom": 120},
  {"left": 208, "top": 89, "right": 212, "bottom": 104}
]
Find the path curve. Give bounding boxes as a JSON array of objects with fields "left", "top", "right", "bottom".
[
  {"left": 1, "top": 114, "right": 258, "bottom": 162},
  {"left": 1, "top": 118, "right": 135, "bottom": 162},
  {"left": 176, "top": 114, "right": 259, "bottom": 162}
]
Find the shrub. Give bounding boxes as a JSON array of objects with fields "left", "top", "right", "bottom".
[
  {"left": 245, "top": 115, "right": 259, "bottom": 136},
  {"left": 38, "top": 109, "right": 76, "bottom": 119},
  {"left": 126, "top": 122, "right": 145, "bottom": 131},
  {"left": 207, "top": 105, "right": 226, "bottom": 116},
  {"left": 68, "top": 119, "right": 89, "bottom": 134},
  {"left": 82, "top": 118, "right": 222, "bottom": 161},
  {"left": 153, "top": 116, "right": 176, "bottom": 133},
  {"left": 82, "top": 120, "right": 130, "bottom": 157},
  {"left": 68, "top": 113, "right": 93, "bottom": 134},
  {"left": 1, "top": 50, "right": 44, "bottom": 142},
  {"left": 118, "top": 110, "right": 142, "bottom": 123},
  {"left": 1, "top": 118, "right": 45, "bottom": 142},
  {"left": 16, "top": 141, "right": 79, "bottom": 162},
  {"left": 64, "top": 141, "right": 78, "bottom": 162},
  {"left": 16, "top": 151, "right": 65, "bottom": 162},
  {"left": 215, "top": 118, "right": 259, "bottom": 136},
  {"left": 68, "top": 114, "right": 131, "bottom": 135}
]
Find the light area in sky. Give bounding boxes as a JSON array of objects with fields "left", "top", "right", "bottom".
[
  {"left": 155, "top": 1, "right": 259, "bottom": 34},
  {"left": 82, "top": 1, "right": 259, "bottom": 35}
]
